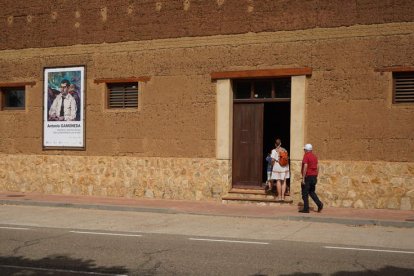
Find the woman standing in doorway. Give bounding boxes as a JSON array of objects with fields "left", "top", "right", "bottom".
[{"left": 270, "top": 138, "right": 290, "bottom": 201}]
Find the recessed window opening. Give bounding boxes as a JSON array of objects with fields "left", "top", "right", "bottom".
[{"left": 1, "top": 86, "right": 25, "bottom": 110}]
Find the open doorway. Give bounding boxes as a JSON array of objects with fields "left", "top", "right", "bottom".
[
  {"left": 262, "top": 102, "right": 291, "bottom": 189},
  {"left": 231, "top": 77, "right": 292, "bottom": 189}
]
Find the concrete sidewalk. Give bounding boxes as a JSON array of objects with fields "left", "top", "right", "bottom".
[{"left": 1, "top": 191, "right": 414, "bottom": 228}]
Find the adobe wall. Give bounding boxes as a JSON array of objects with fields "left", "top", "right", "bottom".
[
  {"left": 1, "top": 2, "right": 413, "bottom": 209},
  {"left": 1, "top": 23, "right": 413, "bottom": 161},
  {"left": 1, "top": 0, "right": 414, "bottom": 50}
]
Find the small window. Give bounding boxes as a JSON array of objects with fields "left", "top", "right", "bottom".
[
  {"left": 274, "top": 78, "right": 291, "bottom": 98},
  {"left": 393, "top": 72, "right": 414, "bottom": 104},
  {"left": 107, "top": 82, "right": 138, "bottom": 109},
  {"left": 234, "top": 81, "right": 251, "bottom": 99},
  {"left": 1, "top": 86, "right": 25, "bottom": 110},
  {"left": 254, "top": 80, "right": 272, "bottom": 99},
  {"left": 233, "top": 78, "right": 291, "bottom": 100}
]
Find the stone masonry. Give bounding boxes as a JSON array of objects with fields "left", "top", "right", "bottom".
[
  {"left": 0, "top": 154, "right": 231, "bottom": 201},
  {"left": 1, "top": 154, "right": 413, "bottom": 210},
  {"left": 290, "top": 160, "right": 414, "bottom": 210}
]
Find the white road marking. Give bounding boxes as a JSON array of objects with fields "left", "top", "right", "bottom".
[
  {"left": 324, "top": 246, "right": 414, "bottom": 254},
  {"left": 0, "top": 264, "right": 127, "bottom": 275},
  {"left": 189, "top": 238, "right": 269, "bottom": 245},
  {"left": 0, "top": 226, "right": 30, "bottom": 230},
  {"left": 70, "top": 230, "right": 142, "bottom": 237}
]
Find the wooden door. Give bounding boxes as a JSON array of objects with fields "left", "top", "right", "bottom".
[{"left": 232, "top": 103, "right": 263, "bottom": 188}]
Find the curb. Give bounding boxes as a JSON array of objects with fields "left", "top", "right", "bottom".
[
  {"left": 0, "top": 200, "right": 178, "bottom": 215},
  {"left": 278, "top": 215, "right": 414, "bottom": 228},
  {"left": 1, "top": 199, "right": 414, "bottom": 228}
]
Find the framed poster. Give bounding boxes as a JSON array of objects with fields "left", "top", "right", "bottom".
[{"left": 43, "top": 66, "right": 85, "bottom": 149}]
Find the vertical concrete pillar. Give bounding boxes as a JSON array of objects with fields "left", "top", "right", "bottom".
[
  {"left": 216, "top": 79, "right": 232, "bottom": 160},
  {"left": 290, "top": 75, "right": 306, "bottom": 161}
]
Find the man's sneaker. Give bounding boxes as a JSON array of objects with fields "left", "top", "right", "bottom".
[
  {"left": 298, "top": 209, "right": 309, "bottom": 213},
  {"left": 318, "top": 203, "right": 324, "bottom": 213}
]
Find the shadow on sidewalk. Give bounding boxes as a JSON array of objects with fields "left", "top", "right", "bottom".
[
  {"left": 0, "top": 255, "right": 128, "bottom": 275},
  {"left": 278, "top": 265, "right": 414, "bottom": 276}
]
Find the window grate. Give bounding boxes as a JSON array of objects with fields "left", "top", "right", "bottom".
[
  {"left": 107, "top": 82, "right": 138, "bottom": 109},
  {"left": 394, "top": 72, "right": 414, "bottom": 104}
]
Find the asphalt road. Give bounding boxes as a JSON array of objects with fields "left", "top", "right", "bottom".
[{"left": 1, "top": 225, "right": 414, "bottom": 276}]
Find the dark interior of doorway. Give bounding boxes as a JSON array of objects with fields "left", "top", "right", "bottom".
[{"left": 262, "top": 102, "right": 291, "bottom": 187}]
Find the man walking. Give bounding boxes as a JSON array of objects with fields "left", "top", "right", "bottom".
[{"left": 299, "top": 144, "right": 323, "bottom": 213}]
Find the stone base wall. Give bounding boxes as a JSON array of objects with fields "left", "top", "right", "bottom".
[
  {"left": 0, "top": 154, "right": 231, "bottom": 201},
  {"left": 289, "top": 160, "right": 414, "bottom": 210},
  {"left": 1, "top": 154, "right": 413, "bottom": 210}
]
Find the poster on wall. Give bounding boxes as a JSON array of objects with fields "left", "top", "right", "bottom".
[{"left": 43, "top": 66, "right": 85, "bottom": 149}]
